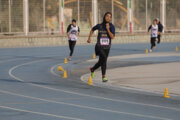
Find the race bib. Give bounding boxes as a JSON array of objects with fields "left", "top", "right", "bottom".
[
  {"left": 69, "top": 34, "right": 77, "bottom": 40},
  {"left": 100, "top": 37, "right": 110, "bottom": 46},
  {"left": 151, "top": 30, "right": 157, "bottom": 37}
]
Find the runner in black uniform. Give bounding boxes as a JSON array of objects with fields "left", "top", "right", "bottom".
[
  {"left": 87, "top": 12, "right": 115, "bottom": 82},
  {"left": 156, "top": 18, "right": 163, "bottom": 44}
]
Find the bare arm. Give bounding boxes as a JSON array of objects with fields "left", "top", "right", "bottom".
[
  {"left": 67, "top": 32, "right": 69, "bottom": 37},
  {"left": 66, "top": 33, "right": 69, "bottom": 41},
  {"left": 106, "top": 23, "right": 114, "bottom": 39},
  {"left": 78, "top": 27, "right": 80, "bottom": 36},
  {"left": 87, "top": 29, "right": 94, "bottom": 43}
]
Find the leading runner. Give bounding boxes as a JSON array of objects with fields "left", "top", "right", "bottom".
[{"left": 87, "top": 12, "right": 115, "bottom": 82}]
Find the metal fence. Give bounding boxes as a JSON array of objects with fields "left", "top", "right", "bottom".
[{"left": 0, "top": 0, "right": 180, "bottom": 36}]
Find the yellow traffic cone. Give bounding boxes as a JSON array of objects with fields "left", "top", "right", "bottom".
[
  {"left": 63, "top": 70, "right": 68, "bottom": 78},
  {"left": 88, "top": 76, "right": 93, "bottom": 85},
  {"left": 64, "top": 58, "right": 68, "bottom": 64},
  {"left": 57, "top": 66, "right": 64, "bottom": 71},
  {"left": 175, "top": 46, "right": 178, "bottom": 52},
  {"left": 145, "top": 49, "right": 148, "bottom": 54},
  {"left": 93, "top": 53, "right": 96, "bottom": 59},
  {"left": 164, "top": 88, "right": 170, "bottom": 98}
]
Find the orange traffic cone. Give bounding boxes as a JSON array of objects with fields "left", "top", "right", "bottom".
[
  {"left": 164, "top": 88, "right": 170, "bottom": 98},
  {"left": 88, "top": 76, "right": 93, "bottom": 85},
  {"left": 64, "top": 58, "right": 68, "bottom": 64},
  {"left": 57, "top": 66, "right": 64, "bottom": 71},
  {"left": 63, "top": 70, "right": 68, "bottom": 78},
  {"left": 92, "top": 53, "right": 96, "bottom": 59},
  {"left": 175, "top": 46, "right": 179, "bottom": 52}
]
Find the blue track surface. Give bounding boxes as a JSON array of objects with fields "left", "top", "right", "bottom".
[{"left": 0, "top": 43, "right": 180, "bottom": 120}]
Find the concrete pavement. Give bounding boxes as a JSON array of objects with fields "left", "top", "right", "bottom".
[{"left": 81, "top": 52, "right": 180, "bottom": 95}]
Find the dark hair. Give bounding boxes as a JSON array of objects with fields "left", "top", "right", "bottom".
[
  {"left": 153, "top": 19, "right": 158, "bottom": 22},
  {"left": 155, "top": 18, "right": 159, "bottom": 21},
  {"left": 72, "top": 19, "right": 76, "bottom": 23},
  {"left": 102, "top": 12, "right": 112, "bottom": 24}
]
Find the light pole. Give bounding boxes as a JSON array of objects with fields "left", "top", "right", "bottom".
[
  {"left": 60, "top": 0, "right": 64, "bottom": 35},
  {"left": 128, "top": 0, "right": 132, "bottom": 34},
  {"left": 23, "top": 0, "right": 29, "bottom": 36},
  {"left": 92, "top": 0, "right": 97, "bottom": 27},
  {"left": 162, "top": 0, "right": 166, "bottom": 33}
]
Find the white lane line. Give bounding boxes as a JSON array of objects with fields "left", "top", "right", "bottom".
[
  {"left": 0, "top": 90, "right": 172, "bottom": 120},
  {"left": 7, "top": 60, "right": 178, "bottom": 120},
  {"left": 80, "top": 74, "right": 180, "bottom": 97},
  {"left": 9, "top": 61, "right": 180, "bottom": 112},
  {"left": 51, "top": 63, "right": 180, "bottom": 111},
  {"left": 0, "top": 58, "right": 29, "bottom": 64},
  {"left": 87, "top": 52, "right": 180, "bottom": 63},
  {"left": 9, "top": 60, "right": 46, "bottom": 82},
  {"left": 50, "top": 64, "right": 61, "bottom": 77},
  {"left": 52, "top": 63, "right": 165, "bottom": 94},
  {"left": 0, "top": 105, "right": 83, "bottom": 120}
]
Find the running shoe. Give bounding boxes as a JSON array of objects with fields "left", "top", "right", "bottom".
[
  {"left": 68, "top": 58, "right": 71, "bottom": 61},
  {"left": 102, "top": 77, "right": 108, "bottom": 82},
  {"left": 90, "top": 67, "right": 95, "bottom": 79},
  {"left": 149, "top": 49, "right": 152, "bottom": 53}
]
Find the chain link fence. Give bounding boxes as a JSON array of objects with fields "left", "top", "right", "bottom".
[{"left": 0, "top": 0, "right": 180, "bottom": 36}]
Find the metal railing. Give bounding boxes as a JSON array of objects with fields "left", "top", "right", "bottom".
[{"left": 0, "top": 0, "right": 180, "bottom": 36}]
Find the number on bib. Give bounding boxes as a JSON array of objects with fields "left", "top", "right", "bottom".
[{"left": 100, "top": 37, "right": 110, "bottom": 46}]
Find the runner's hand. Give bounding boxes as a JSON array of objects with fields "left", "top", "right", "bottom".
[
  {"left": 106, "top": 23, "right": 110, "bottom": 30},
  {"left": 87, "top": 38, "right": 91, "bottom": 43}
]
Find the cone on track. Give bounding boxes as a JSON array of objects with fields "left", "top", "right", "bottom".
[
  {"left": 175, "top": 46, "right": 179, "bottom": 52},
  {"left": 64, "top": 58, "right": 68, "bottom": 64},
  {"left": 88, "top": 76, "right": 93, "bottom": 85},
  {"left": 63, "top": 70, "right": 68, "bottom": 78},
  {"left": 57, "top": 66, "right": 64, "bottom": 71},
  {"left": 92, "top": 53, "right": 96, "bottom": 59},
  {"left": 164, "top": 88, "right": 170, "bottom": 98},
  {"left": 145, "top": 49, "right": 149, "bottom": 54}
]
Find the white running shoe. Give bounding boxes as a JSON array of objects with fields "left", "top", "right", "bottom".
[{"left": 149, "top": 49, "right": 152, "bottom": 53}]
